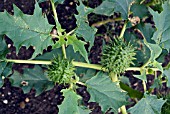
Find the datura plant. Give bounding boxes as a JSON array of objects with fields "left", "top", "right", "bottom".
[{"left": 1, "top": 0, "right": 170, "bottom": 114}]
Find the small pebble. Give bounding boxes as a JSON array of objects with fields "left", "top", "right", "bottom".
[
  {"left": 7, "top": 44, "right": 11, "bottom": 48},
  {"left": 25, "top": 97, "right": 30, "bottom": 102},
  {"left": 3, "top": 99, "right": 8, "bottom": 104},
  {"left": 8, "top": 92, "right": 11, "bottom": 95},
  {"left": 19, "top": 101, "right": 25, "bottom": 109}
]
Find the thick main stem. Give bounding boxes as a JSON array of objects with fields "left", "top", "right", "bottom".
[
  {"left": 51, "top": 0, "right": 67, "bottom": 58},
  {"left": 5, "top": 59, "right": 160, "bottom": 71},
  {"left": 109, "top": 72, "right": 127, "bottom": 114}
]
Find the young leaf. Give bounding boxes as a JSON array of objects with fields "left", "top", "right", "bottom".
[
  {"left": 149, "top": 2, "right": 170, "bottom": 51},
  {"left": 128, "top": 94, "right": 166, "bottom": 114},
  {"left": 86, "top": 72, "right": 128, "bottom": 113},
  {"left": 75, "top": 0, "right": 97, "bottom": 51},
  {"left": 10, "top": 65, "right": 54, "bottom": 96},
  {"left": 0, "top": 2, "right": 54, "bottom": 59},
  {"left": 66, "top": 35, "right": 89, "bottom": 63},
  {"left": 58, "top": 89, "right": 81, "bottom": 114}
]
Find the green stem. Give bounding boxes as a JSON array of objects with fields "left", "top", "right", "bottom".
[
  {"left": 91, "top": 17, "right": 122, "bottom": 27},
  {"left": 50, "top": 0, "right": 62, "bottom": 35},
  {"left": 5, "top": 59, "right": 160, "bottom": 71},
  {"left": 109, "top": 72, "right": 118, "bottom": 82},
  {"left": 62, "top": 44, "right": 67, "bottom": 59},
  {"left": 6, "top": 59, "right": 51, "bottom": 64},
  {"left": 72, "top": 61, "right": 106, "bottom": 71},
  {"left": 142, "top": 80, "right": 147, "bottom": 92},
  {"left": 118, "top": 20, "right": 128, "bottom": 39},
  {"left": 109, "top": 72, "right": 127, "bottom": 114}
]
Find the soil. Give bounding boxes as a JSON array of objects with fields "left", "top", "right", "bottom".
[{"left": 0, "top": 0, "right": 170, "bottom": 114}]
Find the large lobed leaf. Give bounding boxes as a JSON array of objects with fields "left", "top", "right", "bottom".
[
  {"left": 75, "top": 0, "right": 97, "bottom": 51},
  {"left": 93, "top": 0, "right": 115, "bottom": 16},
  {"left": 58, "top": 89, "right": 90, "bottom": 114},
  {"left": 86, "top": 72, "right": 128, "bottom": 113},
  {"left": 149, "top": 2, "right": 170, "bottom": 51},
  {"left": 128, "top": 94, "right": 166, "bottom": 114},
  {"left": 10, "top": 65, "right": 54, "bottom": 96},
  {"left": 94, "top": 0, "right": 134, "bottom": 19},
  {"left": 0, "top": 2, "right": 54, "bottom": 59},
  {"left": 0, "top": 36, "right": 12, "bottom": 87}
]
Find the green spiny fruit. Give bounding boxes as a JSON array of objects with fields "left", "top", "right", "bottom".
[
  {"left": 101, "top": 39, "right": 136, "bottom": 76},
  {"left": 47, "top": 57, "right": 75, "bottom": 84}
]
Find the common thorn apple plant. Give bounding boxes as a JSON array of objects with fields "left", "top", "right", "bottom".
[{"left": 0, "top": 0, "right": 170, "bottom": 114}]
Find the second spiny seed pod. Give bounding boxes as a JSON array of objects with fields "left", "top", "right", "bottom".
[{"left": 101, "top": 39, "right": 136, "bottom": 75}]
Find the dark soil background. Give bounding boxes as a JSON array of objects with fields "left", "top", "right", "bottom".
[{"left": 0, "top": 0, "right": 170, "bottom": 114}]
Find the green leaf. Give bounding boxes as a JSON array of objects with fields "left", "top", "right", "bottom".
[
  {"left": 38, "top": 0, "right": 64, "bottom": 4},
  {"left": 0, "top": 62, "right": 12, "bottom": 87},
  {"left": 75, "top": 0, "right": 96, "bottom": 51},
  {"left": 164, "top": 68, "right": 170, "bottom": 87},
  {"left": 54, "top": 0, "right": 64, "bottom": 4},
  {"left": 78, "top": 107, "right": 91, "bottom": 114},
  {"left": 147, "top": 43, "right": 162, "bottom": 62},
  {"left": 149, "top": 2, "right": 170, "bottom": 51},
  {"left": 0, "top": 36, "right": 12, "bottom": 87},
  {"left": 52, "top": 35, "right": 66, "bottom": 49},
  {"left": 79, "top": 69, "right": 96, "bottom": 83},
  {"left": 120, "top": 82, "right": 143, "bottom": 99},
  {"left": 0, "top": 36, "right": 8, "bottom": 59},
  {"left": 0, "top": 2, "right": 54, "bottom": 59},
  {"left": 93, "top": 0, "right": 115, "bottom": 16},
  {"left": 75, "top": 21, "right": 97, "bottom": 51},
  {"left": 109, "top": 0, "right": 134, "bottom": 19},
  {"left": 137, "top": 23, "right": 156, "bottom": 42},
  {"left": 86, "top": 72, "right": 128, "bottom": 113},
  {"left": 10, "top": 65, "right": 54, "bottom": 96},
  {"left": 152, "top": 60, "right": 163, "bottom": 72},
  {"left": 38, "top": 0, "right": 47, "bottom": 3},
  {"left": 94, "top": 0, "right": 133, "bottom": 19},
  {"left": 124, "top": 28, "right": 150, "bottom": 66},
  {"left": 128, "top": 94, "right": 166, "bottom": 114},
  {"left": 66, "top": 35, "right": 89, "bottom": 63},
  {"left": 130, "top": 4, "right": 149, "bottom": 18},
  {"left": 134, "top": 70, "right": 147, "bottom": 82},
  {"left": 58, "top": 89, "right": 81, "bottom": 114}
]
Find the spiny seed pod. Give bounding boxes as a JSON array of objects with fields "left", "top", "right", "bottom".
[
  {"left": 101, "top": 39, "right": 136, "bottom": 75},
  {"left": 47, "top": 57, "right": 75, "bottom": 84}
]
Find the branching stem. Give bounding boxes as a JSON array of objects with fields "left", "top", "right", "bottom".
[
  {"left": 91, "top": 17, "right": 122, "bottom": 27},
  {"left": 118, "top": 20, "right": 128, "bottom": 39},
  {"left": 5, "top": 59, "right": 160, "bottom": 71}
]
